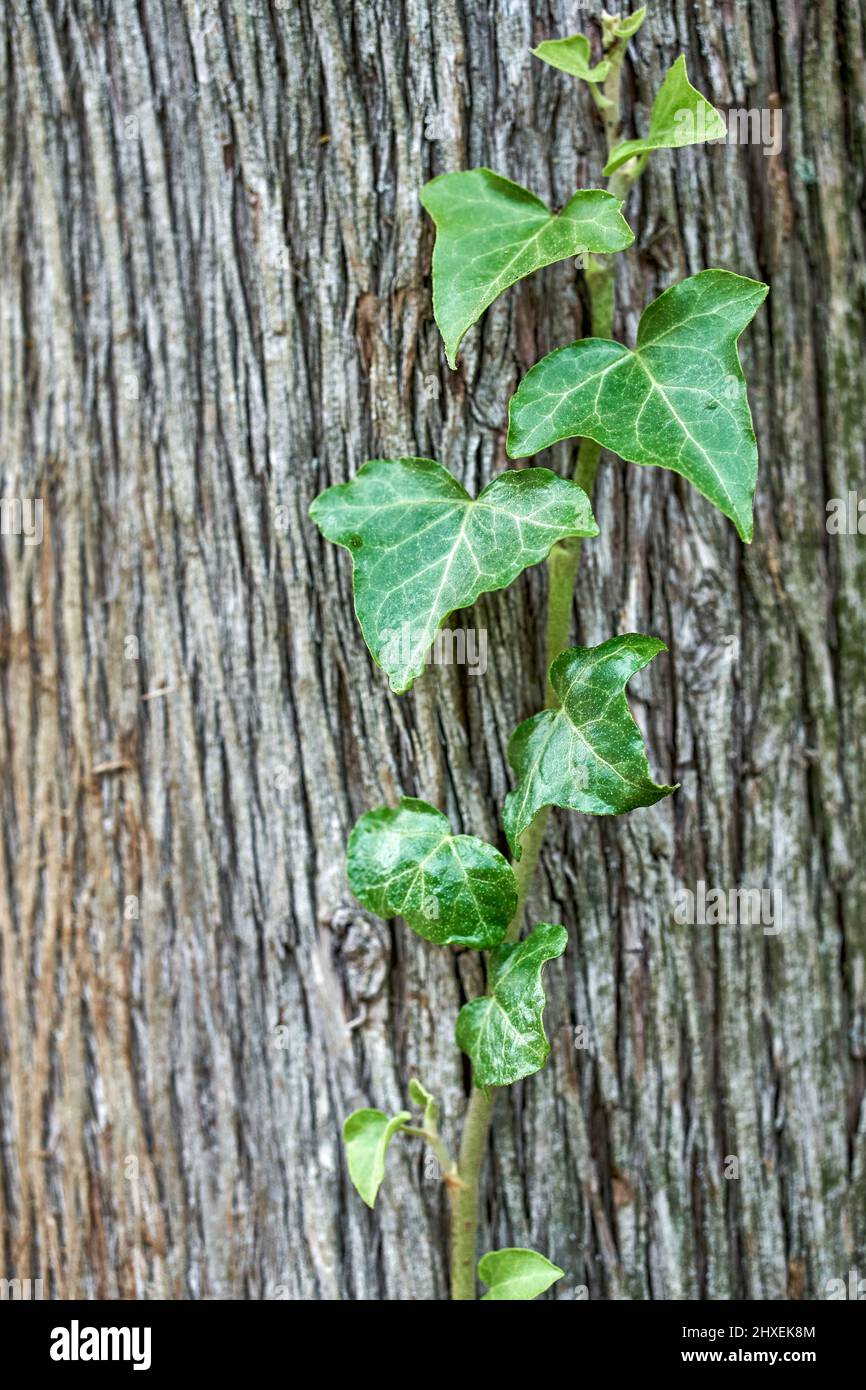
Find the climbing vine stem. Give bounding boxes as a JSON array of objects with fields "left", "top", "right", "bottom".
[{"left": 446, "top": 49, "right": 642, "bottom": 1301}]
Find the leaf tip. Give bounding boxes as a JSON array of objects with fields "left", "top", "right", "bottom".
[
  {"left": 408, "top": 1078, "right": 431, "bottom": 1107},
  {"left": 388, "top": 674, "right": 414, "bottom": 695},
  {"left": 308, "top": 488, "right": 328, "bottom": 530},
  {"left": 504, "top": 411, "right": 528, "bottom": 461},
  {"left": 504, "top": 813, "right": 523, "bottom": 861}
]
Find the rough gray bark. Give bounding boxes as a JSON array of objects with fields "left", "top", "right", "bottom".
[{"left": 1, "top": 0, "right": 864, "bottom": 1301}]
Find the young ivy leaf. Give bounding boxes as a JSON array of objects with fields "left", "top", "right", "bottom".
[
  {"left": 531, "top": 33, "right": 611, "bottom": 85},
  {"left": 507, "top": 270, "right": 769, "bottom": 540},
  {"left": 604, "top": 54, "right": 726, "bottom": 175},
  {"left": 343, "top": 1108, "right": 410, "bottom": 1209},
  {"left": 478, "top": 1247, "right": 565, "bottom": 1301},
  {"left": 408, "top": 1076, "right": 438, "bottom": 1125},
  {"left": 347, "top": 798, "right": 517, "bottom": 949},
  {"left": 455, "top": 922, "right": 568, "bottom": 1087},
  {"left": 503, "top": 635, "right": 676, "bottom": 859},
  {"left": 407, "top": 1077, "right": 434, "bottom": 1108},
  {"left": 420, "top": 169, "right": 634, "bottom": 367},
  {"left": 611, "top": 6, "right": 647, "bottom": 40},
  {"left": 310, "top": 457, "right": 598, "bottom": 693}
]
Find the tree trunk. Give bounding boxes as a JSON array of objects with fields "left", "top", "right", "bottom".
[{"left": 1, "top": 0, "right": 864, "bottom": 1301}]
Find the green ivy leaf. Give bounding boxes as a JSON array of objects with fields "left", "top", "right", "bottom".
[
  {"left": 611, "top": 6, "right": 647, "bottom": 40},
  {"left": 407, "top": 1077, "right": 434, "bottom": 1108},
  {"left": 479, "top": 1247, "right": 565, "bottom": 1300},
  {"left": 604, "top": 54, "right": 726, "bottom": 175},
  {"left": 455, "top": 922, "right": 568, "bottom": 1086},
  {"left": 420, "top": 169, "right": 634, "bottom": 367},
  {"left": 507, "top": 270, "right": 768, "bottom": 540},
  {"left": 408, "top": 1077, "right": 440, "bottom": 1135},
  {"left": 310, "top": 457, "right": 598, "bottom": 693},
  {"left": 347, "top": 798, "right": 517, "bottom": 949},
  {"left": 503, "top": 635, "right": 676, "bottom": 858},
  {"left": 343, "top": 1108, "right": 410, "bottom": 1209},
  {"left": 531, "top": 33, "right": 611, "bottom": 84}
]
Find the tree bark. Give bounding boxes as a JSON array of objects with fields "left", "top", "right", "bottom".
[{"left": 1, "top": 0, "right": 864, "bottom": 1300}]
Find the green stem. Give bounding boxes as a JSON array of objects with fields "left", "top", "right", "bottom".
[
  {"left": 507, "top": 806, "right": 551, "bottom": 942},
  {"left": 448, "top": 1085, "right": 495, "bottom": 1299},
  {"left": 402, "top": 1125, "right": 455, "bottom": 1179},
  {"left": 447, "top": 318, "right": 608, "bottom": 1301},
  {"left": 541, "top": 256, "right": 615, "bottom": 701},
  {"left": 447, "top": 30, "right": 651, "bottom": 1300}
]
